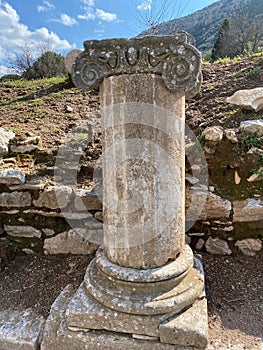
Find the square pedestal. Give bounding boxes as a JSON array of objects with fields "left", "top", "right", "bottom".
[{"left": 41, "top": 282, "right": 208, "bottom": 350}]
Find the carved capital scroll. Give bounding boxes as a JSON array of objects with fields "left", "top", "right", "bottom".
[{"left": 72, "top": 32, "right": 202, "bottom": 96}]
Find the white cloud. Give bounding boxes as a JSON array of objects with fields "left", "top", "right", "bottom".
[
  {"left": 0, "top": 1, "right": 73, "bottom": 59},
  {"left": 0, "top": 65, "right": 17, "bottom": 77},
  {"left": 78, "top": 6, "right": 96, "bottom": 20},
  {"left": 137, "top": 0, "right": 152, "bottom": 11},
  {"left": 81, "top": 0, "right": 94, "bottom": 6},
  {"left": 54, "top": 13, "right": 77, "bottom": 26},
  {"left": 37, "top": 0, "right": 55, "bottom": 12},
  {"left": 95, "top": 9, "right": 117, "bottom": 22}
]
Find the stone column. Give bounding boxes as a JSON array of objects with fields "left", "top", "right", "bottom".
[{"left": 43, "top": 33, "right": 208, "bottom": 350}]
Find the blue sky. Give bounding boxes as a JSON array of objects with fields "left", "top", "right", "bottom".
[{"left": 0, "top": 0, "right": 219, "bottom": 76}]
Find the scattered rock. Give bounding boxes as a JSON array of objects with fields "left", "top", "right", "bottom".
[
  {"left": 0, "top": 128, "right": 15, "bottom": 156},
  {"left": 233, "top": 199, "right": 263, "bottom": 222},
  {"left": 0, "top": 309, "right": 45, "bottom": 350},
  {"left": 225, "top": 129, "right": 238, "bottom": 143},
  {"left": 65, "top": 105, "right": 74, "bottom": 113},
  {"left": 10, "top": 136, "right": 42, "bottom": 153},
  {"left": 42, "top": 228, "right": 55, "bottom": 237},
  {"left": 247, "top": 173, "right": 261, "bottom": 182},
  {"left": 44, "top": 229, "right": 99, "bottom": 255},
  {"left": 235, "top": 238, "right": 262, "bottom": 256},
  {"left": 203, "top": 126, "right": 224, "bottom": 142},
  {"left": 196, "top": 238, "right": 205, "bottom": 250},
  {"left": 240, "top": 119, "right": 263, "bottom": 136},
  {"left": 0, "top": 169, "right": 25, "bottom": 185},
  {"left": 185, "top": 175, "right": 199, "bottom": 186},
  {"left": 226, "top": 87, "right": 263, "bottom": 112},
  {"left": 205, "top": 237, "right": 232, "bottom": 255},
  {"left": 33, "top": 185, "right": 72, "bottom": 209},
  {"left": 186, "top": 188, "right": 231, "bottom": 221},
  {"left": 0, "top": 191, "right": 31, "bottom": 207},
  {"left": 247, "top": 147, "right": 263, "bottom": 155},
  {"left": 234, "top": 170, "right": 241, "bottom": 185},
  {"left": 94, "top": 211, "right": 103, "bottom": 222},
  {"left": 4, "top": 225, "right": 42, "bottom": 238}
]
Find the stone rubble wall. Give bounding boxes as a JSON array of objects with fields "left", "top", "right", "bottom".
[
  {"left": 0, "top": 168, "right": 262, "bottom": 257},
  {"left": 0, "top": 169, "right": 102, "bottom": 256},
  {"left": 1, "top": 117, "right": 263, "bottom": 257}
]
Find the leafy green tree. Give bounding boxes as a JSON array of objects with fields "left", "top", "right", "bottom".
[
  {"left": 211, "top": 14, "right": 263, "bottom": 61},
  {"left": 22, "top": 51, "right": 66, "bottom": 80}
]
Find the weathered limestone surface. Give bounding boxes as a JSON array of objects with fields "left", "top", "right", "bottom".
[
  {"left": 4, "top": 225, "right": 42, "bottom": 238},
  {"left": 226, "top": 88, "right": 263, "bottom": 112},
  {"left": 41, "top": 34, "right": 207, "bottom": 350},
  {"left": 0, "top": 309, "right": 45, "bottom": 350},
  {"left": 0, "top": 191, "right": 31, "bottom": 207},
  {"left": 33, "top": 185, "right": 72, "bottom": 209},
  {"left": 74, "top": 188, "right": 102, "bottom": 211},
  {"left": 235, "top": 238, "right": 262, "bottom": 256},
  {"left": 0, "top": 169, "right": 25, "bottom": 185},
  {"left": 159, "top": 298, "right": 208, "bottom": 348},
  {"left": 205, "top": 237, "right": 232, "bottom": 255},
  {"left": 186, "top": 188, "right": 231, "bottom": 221},
  {"left": 0, "top": 128, "right": 15, "bottom": 156},
  {"left": 44, "top": 229, "right": 99, "bottom": 255},
  {"left": 101, "top": 73, "right": 185, "bottom": 269},
  {"left": 41, "top": 284, "right": 204, "bottom": 350},
  {"left": 240, "top": 119, "right": 263, "bottom": 135},
  {"left": 233, "top": 199, "right": 263, "bottom": 222},
  {"left": 72, "top": 34, "right": 202, "bottom": 94},
  {"left": 203, "top": 126, "right": 224, "bottom": 142}
]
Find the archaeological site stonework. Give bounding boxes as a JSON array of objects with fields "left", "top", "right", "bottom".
[{"left": 41, "top": 33, "right": 208, "bottom": 349}]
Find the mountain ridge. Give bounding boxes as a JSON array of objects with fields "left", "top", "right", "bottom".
[{"left": 141, "top": 0, "right": 263, "bottom": 52}]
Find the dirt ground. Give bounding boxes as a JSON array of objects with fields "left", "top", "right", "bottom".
[{"left": 0, "top": 249, "right": 262, "bottom": 349}]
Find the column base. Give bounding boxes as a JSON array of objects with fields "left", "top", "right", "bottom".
[
  {"left": 41, "top": 284, "right": 208, "bottom": 350},
  {"left": 41, "top": 249, "right": 208, "bottom": 349}
]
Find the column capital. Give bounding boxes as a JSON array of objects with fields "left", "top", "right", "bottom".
[{"left": 71, "top": 32, "right": 202, "bottom": 96}]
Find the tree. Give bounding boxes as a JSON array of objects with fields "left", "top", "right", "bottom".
[
  {"left": 6, "top": 40, "right": 66, "bottom": 80},
  {"left": 211, "top": 14, "right": 263, "bottom": 61},
  {"left": 22, "top": 51, "right": 66, "bottom": 80}
]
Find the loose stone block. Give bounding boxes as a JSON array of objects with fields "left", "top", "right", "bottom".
[
  {"left": 227, "top": 88, "right": 263, "bottom": 112},
  {"left": 74, "top": 188, "right": 102, "bottom": 211},
  {"left": 4, "top": 225, "right": 42, "bottom": 238},
  {"left": 240, "top": 119, "right": 263, "bottom": 135},
  {"left": 159, "top": 298, "right": 208, "bottom": 348},
  {"left": 0, "top": 309, "right": 45, "bottom": 350},
  {"left": 203, "top": 126, "right": 224, "bottom": 142},
  {"left": 235, "top": 238, "right": 262, "bottom": 256},
  {"left": 186, "top": 188, "right": 231, "bottom": 221},
  {"left": 0, "top": 191, "right": 31, "bottom": 207},
  {"left": 0, "top": 169, "right": 25, "bottom": 185},
  {"left": 44, "top": 229, "right": 99, "bottom": 255},
  {"left": 205, "top": 237, "right": 232, "bottom": 255},
  {"left": 233, "top": 199, "right": 263, "bottom": 222},
  {"left": 33, "top": 185, "right": 72, "bottom": 209},
  {"left": 0, "top": 128, "right": 15, "bottom": 156}
]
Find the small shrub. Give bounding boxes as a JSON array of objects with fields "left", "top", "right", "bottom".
[
  {"left": 240, "top": 132, "right": 263, "bottom": 149},
  {"left": 250, "top": 67, "right": 261, "bottom": 79}
]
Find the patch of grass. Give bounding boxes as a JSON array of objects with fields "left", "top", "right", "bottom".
[
  {"left": 214, "top": 56, "right": 231, "bottom": 64},
  {"left": 198, "top": 133, "right": 207, "bottom": 147},
  {"left": 240, "top": 132, "right": 263, "bottom": 149},
  {"left": 250, "top": 67, "right": 261, "bottom": 79},
  {"left": 227, "top": 108, "right": 240, "bottom": 115},
  {"left": 251, "top": 167, "right": 263, "bottom": 180}
]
